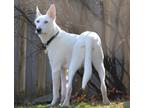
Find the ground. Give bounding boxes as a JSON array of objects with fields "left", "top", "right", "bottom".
[{"left": 16, "top": 101, "right": 130, "bottom": 108}]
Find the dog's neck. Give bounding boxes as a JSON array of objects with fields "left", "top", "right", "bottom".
[{"left": 38, "top": 22, "right": 61, "bottom": 44}]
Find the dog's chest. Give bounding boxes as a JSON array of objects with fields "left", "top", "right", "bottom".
[{"left": 47, "top": 34, "right": 77, "bottom": 67}]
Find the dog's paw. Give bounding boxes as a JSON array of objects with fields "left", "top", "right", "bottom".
[
  {"left": 47, "top": 101, "right": 57, "bottom": 107},
  {"left": 103, "top": 98, "right": 111, "bottom": 105},
  {"left": 60, "top": 104, "right": 69, "bottom": 108},
  {"left": 48, "top": 97, "right": 60, "bottom": 107},
  {"left": 60, "top": 101, "right": 69, "bottom": 107},
  {"left": 47, "top": 104, "right": 54, "bottom": 107}
]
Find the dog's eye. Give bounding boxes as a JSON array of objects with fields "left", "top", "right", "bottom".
[
  {"left": 37, "top": 20, "right": 39, "bottom": 23},
  {"left": 44, "top": 21, "right": 48, "bottom": 24}
]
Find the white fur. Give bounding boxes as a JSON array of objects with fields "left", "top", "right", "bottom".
[{"left": 35, "top": 4, "right": 110, "bottom": 107}]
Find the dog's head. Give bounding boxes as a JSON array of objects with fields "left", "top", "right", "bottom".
[{"left": 34, "top": 4, "right": 56, "bottom": 35}]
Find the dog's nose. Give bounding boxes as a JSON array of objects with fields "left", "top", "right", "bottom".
[{"left": 36, "top": 28, "right": 42, "bottom": 34}]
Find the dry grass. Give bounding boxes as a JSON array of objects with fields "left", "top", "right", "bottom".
[{"left": 16, "top": 101, "right": 130, "bottom": 108}]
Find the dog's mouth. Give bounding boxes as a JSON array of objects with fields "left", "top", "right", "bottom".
[
  {"left": 35, "top": 30, "right": 41, "bottom": 34},
  {"left": 35, "top": 30, "right": 48, "bottom": 35}
]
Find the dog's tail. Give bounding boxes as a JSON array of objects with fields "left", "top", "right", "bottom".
[{"left": 82, "top": 37, "right": 92, "bottom": 89}]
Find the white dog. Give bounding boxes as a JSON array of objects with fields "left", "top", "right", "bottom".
[{"left": 35, "top": 4, "right": 110, "bottom": 107}]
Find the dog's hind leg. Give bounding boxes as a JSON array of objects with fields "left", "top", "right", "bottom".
[
  {"left": 94, "top": 62, "right": 110, "bottom": 104},
  {"left": 61, "top": 43, "right": 85, "bottom": 107},
  {"left": 92, "top": 44, "right": 110, "bottom": 104}
]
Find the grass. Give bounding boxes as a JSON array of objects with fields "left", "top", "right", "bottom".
[{"left": 16, "top": 101, "right": 130, "bottom": 108}]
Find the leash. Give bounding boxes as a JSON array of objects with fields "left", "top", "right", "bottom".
[{"left": 43, "top": 31, "right": 59, "bottom": 49}]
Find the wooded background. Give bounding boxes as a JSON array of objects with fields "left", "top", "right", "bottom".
[{"left": 14, "top": 0, "right": 130, "bottom": 104}]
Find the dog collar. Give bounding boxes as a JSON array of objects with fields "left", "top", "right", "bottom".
[{"left": 43, "top": 31, "right": 59, "bottom": 49}]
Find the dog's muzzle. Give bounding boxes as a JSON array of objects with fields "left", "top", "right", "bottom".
[{"left": 36, "top": 28, "right": 42, "bottom": 34}]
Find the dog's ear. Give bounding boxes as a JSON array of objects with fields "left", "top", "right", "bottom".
[
  {"left": 46, "top": 4, "right": 56, "bottom": 20},
  {"left": 36, "top": 6, "right": 42, "bottom": 17}
]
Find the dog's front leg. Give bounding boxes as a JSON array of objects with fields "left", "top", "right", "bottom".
[
  {"left": 50, "top": 68, "right": 61, "bottom": 106},
  {"left": 60, "top": 70, "right": 66, "bottom": 105}
]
